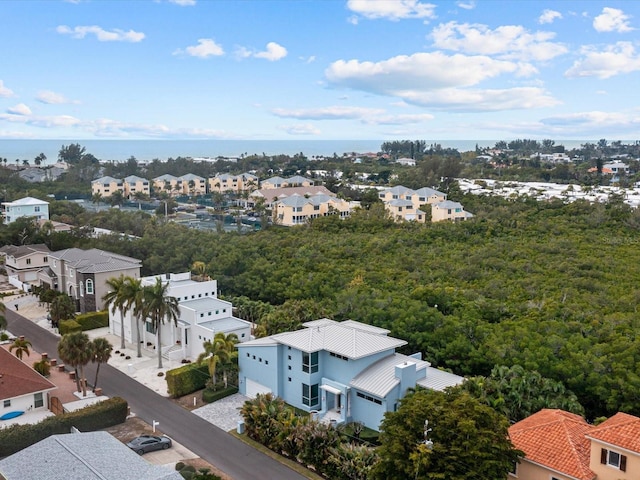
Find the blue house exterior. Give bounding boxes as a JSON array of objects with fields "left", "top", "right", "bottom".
[
  {"left": 237, "top": 319, "right": 463, "bottom": 431},
  {"left": 1, "top": 197, "right": 49, "bottom": 224}
]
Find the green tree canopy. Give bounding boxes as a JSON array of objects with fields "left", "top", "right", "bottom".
[{"left": 373, "top": 388, "right": 522, "bottom": 480}]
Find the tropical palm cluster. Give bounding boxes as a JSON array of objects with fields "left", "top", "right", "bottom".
[
  {"left": 239, "top": 393, "right": 375, "bottom": 478},
  {"left": 57, "top": 332, "right": 112, "bottom": 397},
  {"left": 197, "top": 332, "right": 238, "bottom": 390},
  {"left": 103, "top": 275, "right": 179, "bottom": 368}
]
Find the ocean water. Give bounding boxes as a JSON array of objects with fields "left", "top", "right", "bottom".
[{"left": 0, "top": 138, "right": 599, "bottom": 164}]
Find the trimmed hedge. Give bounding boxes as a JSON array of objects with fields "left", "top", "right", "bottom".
[
  {"left": 166, "top": 363, "right": 210, "bottom": 398},
  {"left": 59, "top": 319, "right": 82, "bottom": 335},
  {"left": 75, "top": 311, "right": 109, "bottom": 331},
  {"left": 0, "top": 396, "right": 128, "bottom": 457},
  {"left": 203, "top": 386, "right": 238, "bottom": 403}
]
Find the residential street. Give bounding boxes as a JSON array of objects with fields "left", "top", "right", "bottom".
[{"left": 5, "top": 308, "right": 305, "bottom": 480}]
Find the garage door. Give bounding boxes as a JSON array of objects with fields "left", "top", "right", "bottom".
[{"left": 245, "top": 378, "right": 272, "bottom": 398}]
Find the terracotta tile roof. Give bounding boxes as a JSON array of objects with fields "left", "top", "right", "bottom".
[
  {"left": 588, "top": 412, "right": 640, "bottom": 453},
  {"left": 509, "top": 409, "right": 595, "bottom": 480},
  {"left": 0, "top": 347, "right": 57, "bottom": 401}
]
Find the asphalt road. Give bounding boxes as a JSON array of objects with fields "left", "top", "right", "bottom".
[{"left": 5, "top": 308, "right": 305, "bottom": 480}]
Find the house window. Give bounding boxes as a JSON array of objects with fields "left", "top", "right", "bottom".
[
  {"left": 288, "top": 355, "right": 291, "bottom": 360},
  {"left": 34, "top": 392, "right": 44, "bottom": 408},
  {"left": 34, "top": 206, "right": 40, "bottom": 212},
  {"left": 601, "top": 448, "right": 627, "bottom": 471},
  {"left": 3, "top": 399, "right": 10, "bottom": 408},
  {"left": 86, "top": 279, "right": 94, "bottom": 295},
  {"left": 246, "top": 353, "right": 250, "bottom": 357},
  {"left": 79, "top": 282, "right": 84, "bottom": 297},
  {"left": 265, "top": 360, "right": 268, "bottom": 365},
  {"left": 302, "top": 383, "right": 319, "bottom": 407},
  {"left": 302, "top": 351, "right": 318, "bottom": 373},
  {"left": 146, "top": 322, "right": 156, "bottom": 334},
  {"left": 43, "top": 256, "right": 48, "bottom": 263},
  {"left": 288, "top": 377, "right": 291, "bottom": 382},
  {"left": 26, "top": 258, "right": 31, "bottom": 265}
]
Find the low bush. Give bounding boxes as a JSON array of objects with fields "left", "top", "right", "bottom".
[
  {"left": 74, "top": 311, "right": 109, "bottom": 331},
  {"left": 59, "top": 319, "right": 82, "bottom": 335},
  {"left": 202, "top": 386, "right": 238, "bottom": 403},
  {"left": 166, "top": 363, "right": 209, "bottom": 397},
  {"left": 33, "top": 359, "right": 51, "bottom": 377},
  {"left": 0, "top": 397, "right": 128, "bottom": 456}
]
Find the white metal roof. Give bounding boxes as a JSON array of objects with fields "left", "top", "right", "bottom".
[
  {"left": 271, "top": 321, "right": 405, "bottom": 359},
  {"left": 350, "top": 353, "right": 428, "bottom": 398},
  {"left": 417, "top": 367, "right": 464, "bottom": 391}
]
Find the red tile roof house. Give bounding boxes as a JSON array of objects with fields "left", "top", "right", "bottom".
[
  {"left": 0, "top": 347, "right": 57, "bottom": 424},
  {"left": 508, "top": 409, "right": 640, "bottom": 480}
]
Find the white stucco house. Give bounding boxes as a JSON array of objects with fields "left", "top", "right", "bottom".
[{"left": 108, "top": 272, "right": 251, "bottom": 361}]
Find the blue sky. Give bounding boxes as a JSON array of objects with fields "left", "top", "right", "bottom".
[{"left": 1, "top": 0, "right": 639, "bottom": 141}]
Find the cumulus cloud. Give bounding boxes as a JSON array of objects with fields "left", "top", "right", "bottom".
[
  {"left": 174, "top": 38, "right": 224, "bottom": 58},
  {"left": 0, "top": 80, "right": 14, "bottom": 97},
  {"left": 278, "top": 124, "right": 321, "bottom": 135},
  {"left": 326, "top": 52, "right": 533, "bottom": 93},
  {"left": 56, "top": 25, "right": 145, "bottom": 42},
  {"left": 255, "top": 42, "right": 288, "bottom": 61},
  {"left": 593, "top": 7, "right": 633, "bottom": 33},
  {"left": 347, "top": 0, "right": 436, "bottom": 21},
  {"left": 36, "top": 90, "right": 78, "bottom": 104},
  {"left": 539, "top": 9, "right": 562, "bottom": 24},
  {"left": 7, "top": 103, "right": 32, "bottom": 115},
  {"left": 565, "top": 41, "right": 640, "bottom": 78},
  {"left": 272, "top": 106, "right": 384, "bottom": 120},
  {"left": 431, "top": 21, "right": 568, "bottom": 61},
  {"left": 236, "top": 42, "right": 287, "bottom": 61}
]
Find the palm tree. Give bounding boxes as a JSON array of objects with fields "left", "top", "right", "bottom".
[
  {"left": 122, "top": 277, "right": 144, "bottom": 358},
  {"left": 191, "top": 261, "right": 207, "bottom": 281},
  {"left": 58, "top": 332, "right": 94, "bottom": 396},
  {"left": 103, "top": 275, "right": 128, "bottom": 350},
  {"left": 9, "top": 336, "right": 32, "bottom": 360},
  {"left": 91, "top": 337, "right": 113, "bottom": 392},
  {"left": 142, "top": 278, "right": 179, "bottom": 368},
  {"left": 197, "top": 332, "right": 238, "bottom": 389}
]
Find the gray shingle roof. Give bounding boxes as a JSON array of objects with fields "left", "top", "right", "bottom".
[
  {"left": 49, "top": 248, "right": 141, "bottom": 274},
  {"left": 0, "top": 431, "right": 183, "bottom": 480},
  {"left": 434, "top": 200, "right": 463, "bottom": 209}
]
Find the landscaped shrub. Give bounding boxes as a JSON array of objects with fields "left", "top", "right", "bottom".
[
  {"left": 58, "top": 319, "right": 82, "bottom": 335},
  {"left": 33, "top": 358, "right": 51, "bottom": 377},
  {"left": 202, "top": 386, "right": 238, "bottom": 404},
  {"left": 0, "top": 397, "right": 128, "bottom": 456},
  {"left": 166, "top": 363, "right": 209, "bottom": 397},
  {"left": 74, "top": 311, "right": 109, "bottom": 331}
]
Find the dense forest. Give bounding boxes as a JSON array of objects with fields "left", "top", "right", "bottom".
[{"left": 7, "top": 190, "right": 633, "bottom": 420}]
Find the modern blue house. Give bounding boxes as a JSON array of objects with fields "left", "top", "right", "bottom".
[
  {"left": 237, "top": 319, "right": 463, "bottom": 431},
  {"left": 1, "top": 196, "right": 49, "bottom": 224}
]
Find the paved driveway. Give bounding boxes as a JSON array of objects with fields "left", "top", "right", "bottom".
[{"left": 193, "top": 393, "right": 249, "bottom": 432}]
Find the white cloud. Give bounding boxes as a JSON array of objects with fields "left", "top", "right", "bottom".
[
  {"left": 456, "top": 1, "right": 475, "bottom": 10},
  {"left": 278, "top": 124, "right": 321, "bottom": 135},
  {"left": 0, "top": 112, "right": 81, "bottom": 128},
  {"left": 174, "top": 38, "right": 224, "bottom": 58},
  {"left": 347, "top": 0, "right": 436, "bottom": 21},
  {"left": 400, "top": 87, "right": 559, "bottom": 111},
  {"left": 537, "top": 111, "right": 640, "bottom": 136},
  {"left": 0, "top": 80, "right": 14, "bottom": 97},
  {"left": 36, "top": 90, "right": 78, "bottom": 104},
  {"left": 299, "top": 55, "right": 316, "bottom": 64},
  {"left": 56, "top": 25, "right": 145, "bottom": 42},
  {"left": 326, "top": 52, "right": 533, "bottom": 94},
  {"left": 593, "top": 7, "right": 633, "bottom": 33},
  {"left": 538, "top": 9, "right": 562, "bottom": 24},
  {"left": 431, "top": 21, "right": 567, "bottom": 61},
  {"left": 363, "top": 113, "right": 434, "bottom": 125},
  {"left": 272, "top": 106, "right": 383, "bottom": 120},
  {"left": 235, "top": 42, "right": 287, "bottom": 61},
  {"left": 254, "top": 42, "right": 287, "bottom": 61},
  {"left": 7, "top": 103, "right": 32, "bottom": 115},
  {"left": 565, "top": 41, "right": 640, "bottom": 78},
  {"left": 168, "top": 0, "right": 196, "bottom": 5}
]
